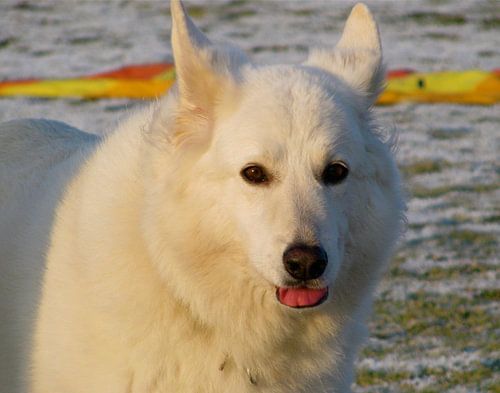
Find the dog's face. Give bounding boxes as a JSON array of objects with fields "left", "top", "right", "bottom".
[
  {"left": 146, "top": 1, "right": 404, "bottom": 315},
  {"left": 208, "top": 68, "right": 361, "bottom": 306}
]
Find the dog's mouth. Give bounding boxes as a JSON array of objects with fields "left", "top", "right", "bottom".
[{"left": 276, "top": 286, "right": 328, "bottom": 309}]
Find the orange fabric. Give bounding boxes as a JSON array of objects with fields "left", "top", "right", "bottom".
[
  {"left": 0, "top": 63, "right": 498, "bottom": 104},
  {"left": 88, "top": 63, "right": 173, "bottom": 80}
]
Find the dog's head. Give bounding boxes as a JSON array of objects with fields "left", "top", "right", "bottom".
[{"left": 144, "top": 0, "right": 404, "bottom": 320}]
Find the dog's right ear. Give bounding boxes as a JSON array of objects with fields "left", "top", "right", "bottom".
[
  {"left": 305, "top": 3, "right": 385, "bottom": 108},
  {"left": 169, "top": 0, "right": 245, "bottom": 148}
]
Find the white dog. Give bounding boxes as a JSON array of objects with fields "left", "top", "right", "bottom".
[{"left": 0, "top": 1, "right": 405, "bottom": 392}]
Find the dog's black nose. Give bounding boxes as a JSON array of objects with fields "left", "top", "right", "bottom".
[{"left": 283, "top": 244, "right": 328, "bottom": 281}]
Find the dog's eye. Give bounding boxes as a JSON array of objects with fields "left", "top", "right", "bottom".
[
  {"left": 322, "top": 162, "right": 349, "bottom": 185},
  {"left": 241, "top": 165, "right": 269, "bottom": 185}
]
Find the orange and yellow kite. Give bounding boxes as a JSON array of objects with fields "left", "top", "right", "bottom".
[{"left": 0, "top": 63, "right": 498, "bottom": 105}]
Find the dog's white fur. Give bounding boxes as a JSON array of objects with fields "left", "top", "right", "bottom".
[{"left": 0, "top": 1, "right": 405, "bottom": 392}]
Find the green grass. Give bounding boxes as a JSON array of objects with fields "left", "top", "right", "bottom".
[
  {"left": 406, "top": 12, "right": 467, "bottom": 25},
  {"left": 428, "top": 127, "right": 471, "bottom": 139},
  {"left": 411, "top": 183, "right": 498, "bottom": 198},
  {"left": 476, "top": 289, "right": 500, "bottom": 301},
  {"left": 221, "top": 8, "right": 256, "bottom": 21},
  {"left": 372, "top": 291, "right": 499, "bottom": 352},
  {"left": 415, "top": 362, "right": 498, "bottom": 391},
  {"left": 290, "top": 8, "right": 314, "bottom": 17},
  {"left": 0, "top": 36, "right": 16, "bottom": 49},
  {"left": 358, "top": 359, "right": 500, "bottom": 391},
  {"left": 357, "top": 368, "right": 412, "bottom": 386},
  {"left": 478, "top": 50, "right": 497, "bottom": 58},
  {"left": 360, "top": 287, "right": 500, "bottom": 390},
  {"left": 447, "top": 229, "right": 497, "bottom": 246},
  {"left": 403, "top": 228, "right": 498, "bottom": 259},
  {"left": 481, "top": 17, "right": 500, "bottom": 30},
  {"left": 389, "top": 262, "right": 496, "bottom": 281},
  {"left": 186, "top": 5, "right": 207, "bottom": 18},
  {"left": 423, "top": 32, "right": 459, "bottom": 41},
  {"left": 401, "top": 160, "right": 450, "bottom": 177},
  {"left": 482, "top": 214, "right": 500, "bottom": 223}
]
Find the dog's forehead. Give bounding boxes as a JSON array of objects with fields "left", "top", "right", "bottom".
[
  {"left": 212, "top": 65, "right": 366, "bottom": 171},
  {"left": 242, "top": 65, "right": 339, "bottom": 120},
  {"left": 222, "top": 66, "right": 362, "bottom": 148},
  {"left": 238, "top": 65, "right": 361, "bottom": 139}
]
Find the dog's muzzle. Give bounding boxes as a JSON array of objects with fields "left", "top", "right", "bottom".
[
  {"left": 283, "top": 244, "right": 327, "bottom": 281},
  {"left": 277, "top": 244, "right": 329, "bottom": 308}
]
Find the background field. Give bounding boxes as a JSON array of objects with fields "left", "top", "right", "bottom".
[{"left": 0, "top": 1, "right": 498, "bottom": 391}]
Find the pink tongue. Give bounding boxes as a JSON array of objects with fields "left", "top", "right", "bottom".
[{"left": 277, "top": 287, "right": 328, "bottom": 308}]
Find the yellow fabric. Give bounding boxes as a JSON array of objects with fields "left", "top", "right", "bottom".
[
  {"left": 0, "top": 69, "right": 498, "bottom": 104},
  {"left": 379, "top": 70, "right": 500, "bottom": 105},
  {"left": 0, "top": 79, "right": 174, "bottom": 99}
]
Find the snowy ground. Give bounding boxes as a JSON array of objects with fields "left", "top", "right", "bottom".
[{"left": 1, "top": 1, "right": 498, "bottom": 391}]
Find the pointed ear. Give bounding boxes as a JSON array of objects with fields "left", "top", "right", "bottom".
[
  {"left": 305, "top": 3, "right": 385, "bottom": 107},
  {"left": 169, "top": 0, "right": 245, "bottom": 147}
]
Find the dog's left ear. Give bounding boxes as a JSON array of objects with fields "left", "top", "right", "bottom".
[
  {"left": 169, "top": 0, "right": 245, "bottom": 147},
  {"left": 305, "top": 3, "right": 384, "bottom": 107}
]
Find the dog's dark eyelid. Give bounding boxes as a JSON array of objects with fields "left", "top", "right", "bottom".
[
  {"left": 241, "top": 164, "right": 270, "bottom": 185},
  {"left": 322, "top": 162, "right": 349, "bottom": 185}
]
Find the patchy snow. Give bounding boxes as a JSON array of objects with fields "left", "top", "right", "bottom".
[
  {"left": 381, "top": 275, "right": 498, "bottom": 300},
  {"left": 359, "top": 351, "right": 482, "bottom": 374}
]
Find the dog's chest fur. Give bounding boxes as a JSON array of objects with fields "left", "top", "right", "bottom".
[{"left": 122, "top": 305, "right": 344, "bottom": 393}]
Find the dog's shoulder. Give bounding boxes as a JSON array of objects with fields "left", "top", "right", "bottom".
[
  {"left": 0, "top": 118, "right": 100, "bottom": 170},
  {"left": 0, "top": 119, "right": 99, "bottom": 197},
  {"left": 0, "top": 119, "right": 101, "bottom": 391},
  {"left": 0, "top": 118, "right": 99, "bottom": 166}
]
